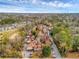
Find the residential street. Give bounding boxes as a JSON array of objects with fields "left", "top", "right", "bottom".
[
  {"left": 52, "top": 42, "right": 61, "bottom": 58},
  {"left": 23, "top": 24, "right": 61, "bottom": 58}
]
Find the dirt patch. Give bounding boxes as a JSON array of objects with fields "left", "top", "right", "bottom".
[{"left": 66, "top": 52, "right": 79, "bottom": 58}]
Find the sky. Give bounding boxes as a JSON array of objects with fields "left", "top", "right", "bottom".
[{"left": 0, "top": 0, "right": 79, "bottom": 13}]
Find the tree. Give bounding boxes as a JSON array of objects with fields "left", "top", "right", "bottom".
[
  {"left": 5, "top": 50, "right": 22, "bottom": 58},
  {"left": 50, "top": 22, "right": 64, "bottom": 37},
  {"left": 59, "top": 30, "right": 72, "bottom": 56},
  {"left": 42, "top": 46, "right": 51, "bottom": 57},
  {"left": 50, "top": 22, "right": 72, "bottom": 56},
  {"left": 72, "top": 36, "right": 79, "bottom": 52},
  {"left": 0, "top": 18, "right": 16, "bottom": 25}
]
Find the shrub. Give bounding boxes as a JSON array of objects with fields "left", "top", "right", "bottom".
[{"left": 42, "top": 46, "right": 51, "bottom": 57}]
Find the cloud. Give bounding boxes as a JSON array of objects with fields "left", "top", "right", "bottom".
[
  {"left": 0, "top": 8, "right": 52, "bottom": 13},
  {"left": 40, "top": 1, "right": 75, "bottom": 8},
  {"left": 0, "top": 0, "right": 79, "bottom": 13},
  {"left": 32, "top": 0, "right": 37, "bottom": 4},
  {"left": 0, "top": 4, "right": 26, "bottom": 13},
  {"left": 0, "top": 0, "right": 76, "bottom": 8}
]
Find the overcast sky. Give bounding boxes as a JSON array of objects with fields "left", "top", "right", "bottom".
[{"left": 0, "top": 0, "right": 79, "bottom": 13}]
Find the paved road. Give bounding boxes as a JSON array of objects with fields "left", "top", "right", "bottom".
[
  {"left": 48, "top": 31, "right": 61, "bottom": 58},
  {"left": 23, "top": 42, "right": 31, "bottom": 58},
  {"left": 52, "top": 42, "right": 61, "bottom": 58}
]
